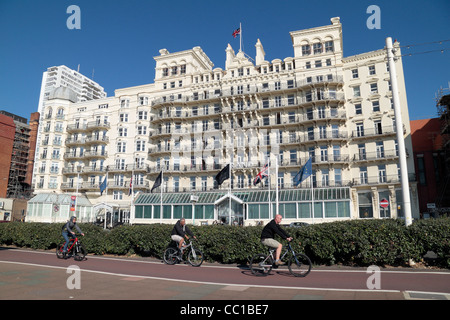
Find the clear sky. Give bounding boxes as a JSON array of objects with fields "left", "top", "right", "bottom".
[{"left": 0, "top": 0, "right": 449, "bottom": 121}]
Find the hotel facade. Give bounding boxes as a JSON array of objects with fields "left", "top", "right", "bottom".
[{"left": 27, "top": 17, "right": 419, "bottom": 226}]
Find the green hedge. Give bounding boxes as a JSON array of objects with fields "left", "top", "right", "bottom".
[{"left": 0, "top": 218, "right": 449, "bottom": 268}]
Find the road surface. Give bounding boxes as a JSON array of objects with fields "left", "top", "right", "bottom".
[{"left": 1, "top": 246, "right": 449, "bottom": 302}]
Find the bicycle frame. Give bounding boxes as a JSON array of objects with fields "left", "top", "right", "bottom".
[{"left": 62, "top": 237, "right": 79, "bottom": 253}]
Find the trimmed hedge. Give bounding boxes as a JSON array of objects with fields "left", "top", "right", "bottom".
[{"left": 0, "top": 218, "right": 449, "bottom": 268}]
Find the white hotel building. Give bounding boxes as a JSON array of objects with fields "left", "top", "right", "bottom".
[{"left": 27, "top": 18, "right": 419, "bottom": 226}]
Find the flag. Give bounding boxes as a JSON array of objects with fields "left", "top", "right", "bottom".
[
  {"left": 100, "top": 175, "right": 107, "bottom": 195},
  {"left": 128, "top": 175, "right": 133, "bottom": 196},
  {"left": 215, "top": 164, "right": 230, "bottom": 186},
  {"left": 151, "top": 171, "right": 162, "bottom": 193},
  {"left": 293, "top": 157, "right": 312, "bottom": 187},
  {"left": 232, "top": 27, "right": 240, "bottom": 38},
  {"left": 253, "top": 162, "right": 269, "bottom": 185}
]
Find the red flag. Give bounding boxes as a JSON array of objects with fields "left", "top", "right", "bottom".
[{"left": 232, "top": 27, "right": 240, "bottom": 38}]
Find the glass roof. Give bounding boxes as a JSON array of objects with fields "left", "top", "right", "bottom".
[{"left": 135, "top": 188, "right": 350, "bottom": 205}]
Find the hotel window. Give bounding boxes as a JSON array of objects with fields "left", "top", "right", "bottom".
[
  {"left": 170, "top": 82, "right": 175, "bottom": 88},
  {"left": 287, "top": 80, "right": 294, "bottom": 89},
  {"left": 326, "top": 59, "right": 332, "bottom": 66},
  {"left": 275, "top": 96, "right": 282, "bottom": 107},
  {"left": 334, "top": 168, "right": 342, "bottom": 186},
  {"left": 356, "top": 122, "right": 364, "bottom": 137},
  {"left": 302, "top": 45, "right": 311, "bottom": 56},
  {"left": 376, "top": 141, "right": 384, "bottom": 158},
  {"left": 313, "top": 43, "right": 322, "bottom": 54},
  {"left": 372, "top": 101, "right": 380, "bottom": 112},
  {"left": 162, "top": 68, "right": 168, "bottom": 77},
  {"left": 138, "top": 111, "right": 148, "bottom": 120},
  {"left": 325, "top": 41, "right": 334, "bottom": 52},
  {"left": 370, "top": 83, "right": 378, "bottom": 94},
  {"left": 322, "top": 169, "right": 329, "bottom": 186},
  {"left": 353, "top": 86, "right": 361, "bottom": 97},
  {"left": 119, "top": 113, "right": 128, "bottom": 122},
  {"left": 139, "top": 96, "right": 148, "bottom": 105},
  {"left": 275, "top": 81, "right": 281, "bottom": 90},
  {"left": 378, "top": 165, "right": 387, "bottom": 183},
  {"left": 315, "top": 60, "right": 322, "bottom": 68},
  {"left": 287, "top": 95, "right": 295, "bottom": 105},
  {"left": 171, "top": 66, "right": 177, "bottom": 75},
  {"left": 137, "top": 126, "right": 147, "bottom": 135},
  {"left": 120, "top": 99, "right": 129, "bottom": 108},
  {"left": 117, "top": 142, "right": 126, "bottom": 153},
  {"left": 180, "top": 64, "right": 186, "bottom": 74},
  {"left": 352, "top": 69, "right": 359, "bottom": 79},
  {"left": 369, "top": 65, "right": 376, "bottom": 75},
  {"left": 118, "top": 127, "right": 127, "bottom": 137},
  {"left": 305, "top": 62, "right": 311, "bottom": 69},
  {"left": 238, "top": 68, "right": 244, "bottom": 76},
  {"left": 360, "top": 167, "right": 368, "bottom": 184}
]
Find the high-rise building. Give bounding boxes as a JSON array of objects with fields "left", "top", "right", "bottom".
[
  {"left": 32, "top": 65, "right": 107, "bottom": 186},
  {"left": 27, "top": 18, "right": 419, "bottom": 225}
]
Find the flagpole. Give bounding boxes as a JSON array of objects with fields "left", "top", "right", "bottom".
[
  {"left": 239, "top": 22, "right": 242, "bottom": 52},
  {"left": 160, "top": 167, "right": 163, "bottom": 224},
  {"left": 229, "top": 162, "right": 232, "bottom": 226},
  {"left": 275, "top": 155, "right": 279, "bottom": 217},
  {"left": 311, "top": 173, "right": 314, "bottom": 225},
  {"left": 104, "top": 171, "right": 108, "bottom": 230},
  {"left": 268, "top": 156, "right": 271, "bottom": 220}
]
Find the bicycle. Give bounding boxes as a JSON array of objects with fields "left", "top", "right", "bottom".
[
  {"left": 249, "top": 241, "right": 311, "bottom": 277},
  {"left": 56, "top": 235, "right": 87, "bottom": 261},
  {"left": 163, "top": 238, "right": 204, "bottom": 267}
]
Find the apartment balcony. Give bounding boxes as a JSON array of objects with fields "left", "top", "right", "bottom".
[
  {"left": 150, "top": 75, "right": 344, "bottom": 108},
  {"left": 350, "top": 125, "right": 398, "bottom": 140},
  {"left": 63, "top": 152, "right": 84, "bottom": 160},
  {"left": 85, "top": 136, "right": 109, "bottom": 145},
  {"left": 83, "top": 151, "right": 108, "bottom": 159},
  {"left": 352, "top": 150, "right": 399, "bottom": 163},
  {"left": 352, "top": 173, "right": 416, "bottom": 187},
  {"left": 66, "top": 121, "right": 110, "bottom": 133},
  {"left": 65, "top": 138, "right": 86, "bottom": 146}
]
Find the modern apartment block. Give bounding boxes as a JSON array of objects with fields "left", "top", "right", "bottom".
[
  {"left": 27, "top": 17, "right": 419, "bottom": 225},
  {"left": 32, "top": 65, "right": 107, "bottom": 186}
]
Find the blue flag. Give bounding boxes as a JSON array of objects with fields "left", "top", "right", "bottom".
[
  {"left": 100, "top": 175, "right": 107, "bottom": 195},
  {"left": 293, "top": 157, "right": 312, "bottom": 187}
]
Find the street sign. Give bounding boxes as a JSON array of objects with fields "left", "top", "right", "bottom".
[{"left": 380, "top": 199, "right": 389, "bottom": 208}]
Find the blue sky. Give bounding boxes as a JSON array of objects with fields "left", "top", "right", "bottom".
[{"left": 0, "top": 0, "right": 449, "bottom": 121}]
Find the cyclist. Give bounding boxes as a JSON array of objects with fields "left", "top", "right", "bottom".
[
  {"left": 261, "top": 214, "right": 292, "bottom": 265},
  {"left": 171, "top": 218, "right": 196, "bottom": 253},
  {"left": 62, "top": 216, "right": 84, "bottom": 259}
]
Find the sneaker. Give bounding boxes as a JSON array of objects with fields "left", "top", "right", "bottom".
[
  {"left": 275, "top": 260, "right": 285, "bottom": 266},
  {"left": 63, "top": 252, "right": 68, "bottom": 259}
]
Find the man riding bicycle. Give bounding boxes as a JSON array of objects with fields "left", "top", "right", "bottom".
[
  {"left": 261, "top": 214, "right": 292, "bottom": 265},
  {"left": 62, "top": 216, "right": 84, "bottom": 259},
  {"left": 171, "top": 218, "right": 196, "bottom": 252}
]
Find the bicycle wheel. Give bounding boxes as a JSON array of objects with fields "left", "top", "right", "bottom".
[
  {"left": 288, "top": 253, "right": 312, "bottom": 277},
  {"left": 56, "top": 243, "right": 65, "bottom": 259},
  {"left": 163, "top": 247, "right": 179, "bottom": 265},
  {"left": 249, "top": 253, "right": 273, "bottom": 276},
  {"left": 74, "top": 243, "right": 87, "bottom": 261},
  {"left": 188, "top": 248, "right": 204, "bottom": 267}
]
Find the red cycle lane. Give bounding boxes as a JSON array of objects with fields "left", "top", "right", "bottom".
[{"left": 1, "top": 247, "right": 449, "bottom": 297}]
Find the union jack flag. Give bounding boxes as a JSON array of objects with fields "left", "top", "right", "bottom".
[
  {"left": 232, "top": 27, "right": 241, "bottom": 38},
  {"left": 253, "top": 162, "right": 269, "bottom": 185}
]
